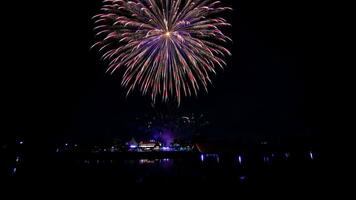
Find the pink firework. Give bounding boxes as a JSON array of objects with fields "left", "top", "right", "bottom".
[{"left": 92, "top": 0, "right": 232, "bottom": 104}]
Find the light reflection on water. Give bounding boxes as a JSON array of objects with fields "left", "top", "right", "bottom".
[
  {"left": 309, "top": 151, "right": 315, "bottom": 160},
  {"left": 139, "top": 159, "right": 157, "bottom": 165},
  {"left": 200, "top": 154, "right": 220, "bottom": 164},
  {"left": 237, "top": 155, "right": 243, "bottom": 165},
  {"left": 77, "top": 151, "right": 319, "bottom": 168},
  {"left": 12, "top": 167, "right": 17, "bottom": 175},
  {"left": 7, "top": 151, "right": 319, "bottom": 181}
]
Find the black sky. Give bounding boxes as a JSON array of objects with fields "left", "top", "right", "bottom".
[{"left": 2, "top": 0, "right": 325, "bottom": 143}]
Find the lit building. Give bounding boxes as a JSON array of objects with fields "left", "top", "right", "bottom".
[{"left": 138, "top": 141, "right": 161, "bottom": 151}]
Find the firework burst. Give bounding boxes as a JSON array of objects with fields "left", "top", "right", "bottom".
[{"left": 92, "top": 0, "right": 232, "bottom": 104}]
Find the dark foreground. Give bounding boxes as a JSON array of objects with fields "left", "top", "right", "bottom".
[{"left": 2, "top": 148, "right": 324, "bottom": 196}]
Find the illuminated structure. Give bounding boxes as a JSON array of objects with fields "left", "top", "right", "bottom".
[{"left": 138, "top": 141, "right": 161, "bottom": 151}]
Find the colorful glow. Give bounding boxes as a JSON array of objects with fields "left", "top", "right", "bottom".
[
  {"left": 162, "top": 146, "right": 171, "bottom": 151},
  {"left": 93, "top": 0, "right": 232, "bottom": 104}
]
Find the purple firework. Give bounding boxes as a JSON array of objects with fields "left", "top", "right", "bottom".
[{"left": 93, "top": 0, "right": 232, "bottom": 104}]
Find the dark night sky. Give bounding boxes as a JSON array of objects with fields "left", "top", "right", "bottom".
[{"left": 2, "top": 0, "right": 325, "bottom": 143}]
